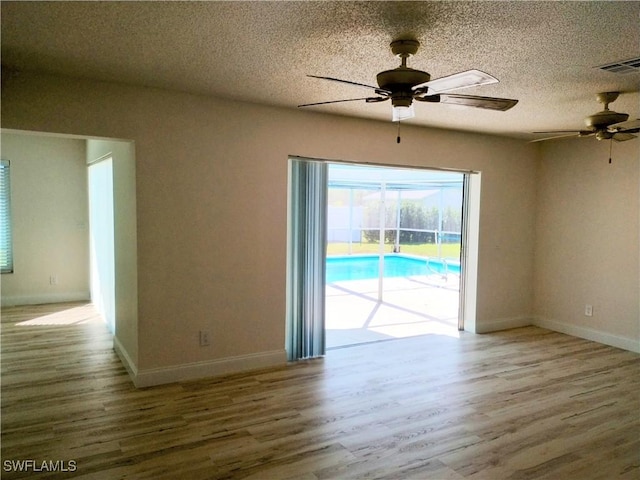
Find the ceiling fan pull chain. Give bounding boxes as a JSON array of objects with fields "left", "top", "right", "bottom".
[
  {"left": 609, "top": 138, "right": 613, "bottom": 164},
  {"left": 397, "top": 121, "right": 401, "bottom": 143}
]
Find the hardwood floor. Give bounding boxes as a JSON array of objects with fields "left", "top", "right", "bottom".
[{"left": 1, "top": 302, "right": 639, "bottom": 479}]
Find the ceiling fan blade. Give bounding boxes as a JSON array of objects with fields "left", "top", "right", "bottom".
[
  {"left": 612, "top": 132, "right": 638, "bottom": 142},
  {"left": 298, "top": 97, "right": 387, "bottom": 108},
  {"left": 307, "top": 75, "right": 390, "bottom": 95},
  {"left": 413, "top": 69, "right": 498, "bottom": 93},
  {"left": 436, "top": 94, "right": 518, "bottom": 111},
  {"left": 608, "top": 118, "right": 640, "bottom": 133},
  {"left": 533, "top": 130, "right": 584, "bottom": 134},
  {"left": 528, "top": 133, "right": 582, "bottom": 143},
  {"left": 533, "top": 129, "right": 596, "bottom": 137}
]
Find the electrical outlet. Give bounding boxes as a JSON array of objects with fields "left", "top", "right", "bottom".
[
  {"left": 584, "top": 304, "right": 593, "bottom": 317},
  {"left": 199, "top": 330, "right": 210, "bottom": 347}
]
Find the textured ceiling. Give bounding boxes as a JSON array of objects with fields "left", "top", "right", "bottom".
[{"left": 1, "top": 1, "right": 639, "bottom": 140}]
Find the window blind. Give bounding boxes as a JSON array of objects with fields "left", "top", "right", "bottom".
[
  {"left": 0, "top": 160, "right": 13, "bottom": 274},
  {"left": 286, "top": 158, "right": 327, "bottom": 360}
]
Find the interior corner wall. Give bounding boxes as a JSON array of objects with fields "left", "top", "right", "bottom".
[
  {"left": 87, "top": 139, "right": 139, "bottom": 371},
  {"left": 0, "top": 131, "right": 89, "bottom": 306},
  {"left": 534, "top": 138, "right": 640, "bottom": 352},
  {"left": 1, "top": 71, "right": 538, "bottom": 385}
]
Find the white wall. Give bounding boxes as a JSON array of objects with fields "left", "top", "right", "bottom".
[
  {"left": 534, "top": 138, "right": 639, "bottom": 351},
  {"left": 0, "top": 132, "right": 89, "bottom": 306},
  {"left": 2, "top": 71, "right": 538, "bottom": 385},
  {"left": 87, "top": 139, "right": 139, "bottom": 372}
]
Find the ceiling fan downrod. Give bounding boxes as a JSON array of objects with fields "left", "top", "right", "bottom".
[{"left": 596, "top": 91, "right": 619, "bottom": 111}]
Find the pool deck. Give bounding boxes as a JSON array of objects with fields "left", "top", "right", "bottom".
[{"left": 325, "top": 273, "right": 461, "bottom": 349}]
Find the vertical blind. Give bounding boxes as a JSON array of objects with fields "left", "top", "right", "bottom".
[
  {"left": 0, "top": 160, "right": 13, "bottom": 274},
  {"left": 286, "top": 159, "right": 327, "bottom": 361}
]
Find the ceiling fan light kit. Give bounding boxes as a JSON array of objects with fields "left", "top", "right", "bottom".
[
  {"left": 298, "top": 38, "right": 519, "bottom": 138},
  {"left": 392, "top": 104, "right": 415, "bottom": 122}
]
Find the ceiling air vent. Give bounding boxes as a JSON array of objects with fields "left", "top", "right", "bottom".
[{"left": 596, "top": 57, "right": 640, "bottom": 75}]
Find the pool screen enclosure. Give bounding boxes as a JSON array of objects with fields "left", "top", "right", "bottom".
[{"left": 326, "top": 163, "right": 464, "bottom": 302}]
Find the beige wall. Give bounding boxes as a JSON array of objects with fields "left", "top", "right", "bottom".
[
  {"left": 0, "top": 132, "right": 89, "bottom": 305},
  {"left": 2, "top": 71, "right": 540, "bottom": 384},
  {"left": 535, "top": 138, "right": 640, "bottom": 350}
]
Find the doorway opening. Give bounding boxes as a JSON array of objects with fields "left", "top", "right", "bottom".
[
  {"left": 286, "top": 156, "right": 480, "bottom": 361},
  {"left": 325, "top": 163, "right": 464, "bottom": 348},
  {"left": 0, "top": 130, "right": 138, "bottom": 376}
]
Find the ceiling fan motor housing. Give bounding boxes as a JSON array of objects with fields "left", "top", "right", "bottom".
[
  {"left": 586, "top": 91, "right": 629, "bottom": 139},
  {"left": 376, "top": 67, "right": 430, "bottom": 107},
  {"left": 585, "top": 110, "right": 629, "bottom": 130},
  {"left": 378, "top": 40, "right": 432, "bottom": 108}
]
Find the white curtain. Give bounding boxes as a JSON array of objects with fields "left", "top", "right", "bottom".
[{"left": 286, "top": 158, "right": 328, "bottom": 361}]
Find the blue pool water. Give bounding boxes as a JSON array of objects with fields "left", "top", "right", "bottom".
[{"left": 326, "top": 254, "right": 460, "bottom": 283}]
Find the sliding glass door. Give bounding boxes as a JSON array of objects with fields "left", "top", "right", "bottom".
[{"left": 287, "top": 157, "right": 480, "bottom": 355}]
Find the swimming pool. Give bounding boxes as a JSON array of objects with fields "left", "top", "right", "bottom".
[{"left": 326, "top": 254, "right": 460, "bottom": 283}]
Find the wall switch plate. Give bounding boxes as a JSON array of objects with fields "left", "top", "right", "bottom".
[
  {"left": 199, "top": 330, "right": 210, "bottom": 347},
  {"left": 584, "top": 304, "right": 593, "bottom": 317}
]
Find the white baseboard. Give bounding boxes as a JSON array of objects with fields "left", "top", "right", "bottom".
[
  {"left": 473, "top": 316, "right": 533, "bottom": 334},
  {"left": 112, "top": 318, "right": 637, "bottom": 388},
  {"left": 534, "top": 317, "right": 640, "bottom": 353},
  {"left": 1, "top": 292, "right": 90, "bottom": 307},
  {"left": 113, "top": 335, "right": 138, "bottom": 379},
  {"left": 129, "top": 350, "right": 287, "bottom": 388}
]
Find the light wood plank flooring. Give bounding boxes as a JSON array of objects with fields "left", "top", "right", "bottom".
[{"left": 1, "top": 302, "right": 639, "bottom": 479}]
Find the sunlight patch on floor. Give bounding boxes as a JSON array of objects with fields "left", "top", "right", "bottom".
[{"left": 16, "top": 304, "right": 104, "bottom": 327}]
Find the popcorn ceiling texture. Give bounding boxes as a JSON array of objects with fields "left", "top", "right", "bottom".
[{"left": 1, "top": 1, "right": 638, "bottom": 139}]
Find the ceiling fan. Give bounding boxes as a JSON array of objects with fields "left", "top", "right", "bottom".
[
  {"left": 298, "top": 39, "right": 518, "bottom": 128},
  {"left": 531, "top": 92, "right": 640, "bottom": 143}
]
